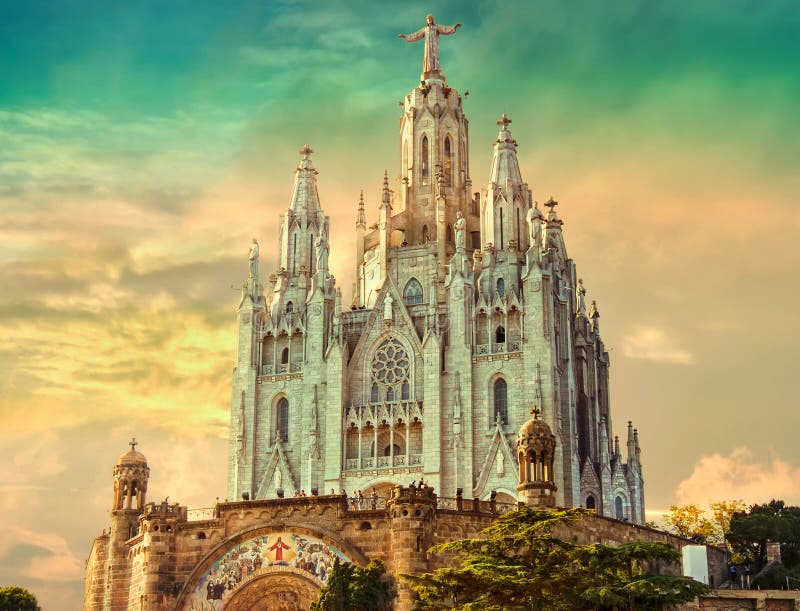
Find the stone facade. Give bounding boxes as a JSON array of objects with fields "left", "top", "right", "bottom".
[
  {"left": 84, "top": 471, "right": 727, "bottom": 610},
  {"left": 227, "top": 23, "right": 644, "bottom": 525}
]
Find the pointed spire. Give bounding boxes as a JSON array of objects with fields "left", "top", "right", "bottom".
[
  {"left": 356, "top": 190, "right": 366, "bottom": 228},
  {"left": 627, "top": 421, "right": 636, "bottom": 466},
  {"left": 289, "top": 144, "right": 321, "bottom": 212},
  {"left": 381, "top": 169, "right": 391, "bottom": 209},
  {"left": 489, "top": 114, "right": 523, "bottom": 187},
  {"left": 634, "top": 428, "right": 641, "bottom": 465},
  {"left": 614, "top": 435, "right": 621, "bottom": 459}
]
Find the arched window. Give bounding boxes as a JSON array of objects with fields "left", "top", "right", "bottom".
[
  {"left": 401, "top": 379, "right": 410, "bottom": 401},
  {"left": 495, "top": 325, "right": 506, "bottom": 344},
  {"left": 496, "top": 277, "right": 505, "bottom": 297},
  {"left": 494, "top": 378, "right": 508, "bottom": 425},
  {"left": 281, "top": 347, "right": 289, "bottom": 364},
  {"left": 386, "top": 387, "right": 395, "bottom": 402},
  {"left": 421, "top": 136, "right": 429, "bottom": 185},
  {"left": 370, "top": 383, "right": 379, "bottom": 403},
  {"left": 586, "top": 495, "right": 596, "bottom": 510},
  {"left": 615, "top": 496, "right": 624, "bottom": 520},
  {"left": 277, "top": 397, "right": 289, "bottom": 443},
  {"left": 444, "top": 135, "right": 452, "bottom": 186},
  {"left": 422, "top": 225, "right": 429, "bottom": 243},
  {"left": 285, "top": 301, "right": 294, "bottom": 313},
  {"left": 404, "top": 278, "right": 424, "bottom": 305}
]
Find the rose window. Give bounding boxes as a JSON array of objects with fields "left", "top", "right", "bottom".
[{"left": 371, "top": 338, "right": 410, "bottom": 386}]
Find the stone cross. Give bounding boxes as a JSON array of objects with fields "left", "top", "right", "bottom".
[
  {"left": 497, "top": 113, "right": 512, "bottom": 129},
  {"left": 129, "top": 438, "right": 137, "bottom": 451}
]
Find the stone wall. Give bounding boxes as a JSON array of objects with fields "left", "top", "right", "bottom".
[{"left": 85, "top": 489, "right": 731, "bottom": 610}]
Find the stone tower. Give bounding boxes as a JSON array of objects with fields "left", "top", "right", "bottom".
[
  {"left": 516, "top": 407, "right": 557, "bottom": 508},
  {"left": 102, "top": 440, "right": 149, "bottom": 609}
]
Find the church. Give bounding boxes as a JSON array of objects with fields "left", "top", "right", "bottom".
[
  {"left": 228, "top": 14, "right": 644, "bottom": 522},
  {"left": 83, "top": 16, "right": 662, "bottom": 611}
]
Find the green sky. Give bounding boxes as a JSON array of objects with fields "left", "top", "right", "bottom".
[{"left": 1, "top": 1, "right": 799, "bottom": 608}]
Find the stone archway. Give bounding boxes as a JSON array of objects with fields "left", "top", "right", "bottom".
[{"left": 222, "top": 568, "right": 320, "bottom": 611}]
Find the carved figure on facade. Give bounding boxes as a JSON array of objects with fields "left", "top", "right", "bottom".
[
  {"left": 526, "top": 201, "right": 543, "bottom": 249},
  {"left": 454, "top": 210, "right": 466, "bottom": 252},
  {"left": 248, "top": 238, "right": 259, "bottom": 278}
]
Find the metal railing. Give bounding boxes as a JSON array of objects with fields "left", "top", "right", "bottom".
[
  {"left": 436, "top": 496, "right": 517, "bottom": 515},
  {"left": 344, "top": 454, "right": 424, "bottom": 471}
]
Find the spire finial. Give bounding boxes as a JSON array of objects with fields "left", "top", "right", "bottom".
[
  {"left": 530, "top": 405, "right": 540, "bottom": 419},
  {"left": 544, "top": 197, "right": 558, "bottom": 213},
  {"left": 497, "top": 113, "right": 512, "bottom": 129},
  {"left": 299, "top": 144, "right": 313, "bottom": 159},
  {"left": 129, "top": 437, "right": 137, "bottom": 451}
]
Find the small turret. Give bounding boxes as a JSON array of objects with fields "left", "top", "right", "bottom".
[
  {"left": 113, "top": 438, "right": 149, "bottom": 512},
  {"left": 516, "top": 406, "right": 557, "bottom": 508},
  {"left": 626, "top": 421, "right": 636, "bottom": 468}
]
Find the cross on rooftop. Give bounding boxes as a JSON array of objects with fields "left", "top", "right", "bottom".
[
  {"left": 497, "top": 113, "right": 512, "bottom": 128},
  {"left": 299, "top": 145, "right": 313, "bottom": 158},
  {"left": 544, "top": 197, "right": 558, "bottom": 212},
  {"left": 129, "top": 437, "right": 138, "bottom": 451},
  {"left": 531, "top": 405, "right": 540, "bottom": 418}
]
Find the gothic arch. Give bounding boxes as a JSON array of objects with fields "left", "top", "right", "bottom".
[
  {"left": 404, "top": 278, "right": 424, "bottom": 305},
  {"left": 420, "top": 133, "right": 430, "bottom": 186},
  {"left": 487, "top": 373, "right": 510, "bottom": 427},
  {"left": 271, "top": 393, "right": 290, "bottom": 444}
]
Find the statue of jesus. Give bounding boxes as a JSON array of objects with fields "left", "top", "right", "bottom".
[{"left": 399, "top": 15, "right": 461, "bottom": 76}]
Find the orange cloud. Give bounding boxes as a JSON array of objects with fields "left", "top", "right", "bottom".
[{"left": 675, "top": 447, "right": 800, "bottom": 507}]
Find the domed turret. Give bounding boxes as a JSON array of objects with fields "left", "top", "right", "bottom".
[
  {"left": 516, "top": 406, "right": 557, "bottom": 508},
  {"left": 113, "top": 438, "right": 149, "bottom": 512}
]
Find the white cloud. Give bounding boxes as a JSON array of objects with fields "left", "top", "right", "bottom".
[
  {"left": 621, "top": 326, "right": 693, "bottom": 365},
  {"left": 675, "top": 447, "right": 800, "bottom": 507}
]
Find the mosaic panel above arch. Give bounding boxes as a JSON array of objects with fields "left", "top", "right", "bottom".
[{"left": 184, "top": 530, "right": 351, "bottom": 610}]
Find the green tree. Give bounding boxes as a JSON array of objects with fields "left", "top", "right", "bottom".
[
  {"left": 403, "top": 507, "right": 709, "bottom": 610},
  {"left": 0, "top": 586, "right": 42, "bottom": 611},
  {"left": 312, "top": 558, "right": 395, "bottom": 611},
  {"left": 727, "top": 500, "right": 800, "bottom": 571}
]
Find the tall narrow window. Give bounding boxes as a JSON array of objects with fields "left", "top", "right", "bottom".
[
  {"left": 401, "top": 379, "right": 410, "bottom": 401},
  {"left": 292, "top": 234, "right": 297, "bottom": 274},
  {"left": 444, "top": 136, "right": 452, "bottom": 186},
  {"left": 386, "top": 387, "right": 395, "bottom": 402},
  {"left": 422, "top": 225, "right": 429, "bottom": 243},
  {"left": 497, "top": 278, "right": 505, "bottom": 297},
  {"left": 494, "top": 378, "right": 508, "bottom": 425},
  {"left": 285, "top": 301, "right": 293, "bottom": 313},
  {"left": 277, "top": 397, "right": 289, "bottom": 442},
  {"left": 615, "top": 496, "right": 624, "bottom": 520},
  {"left": 499, "top": 208, "right": 504, "bottom": 247},
  {"left": 371, "top": 383, "right": 379, "bottom": 403},
  {"left": 495, "top": 325, "right": 506, "bottom": 344},
  {"left": 403, "top": 140, "right": 409, "bottom": 180},
  {"left": 421, "top": 136, "right": 429, "bottom": 185},
  {"left": 281, "top": 348, "right": 289, "bottom": 364},
  {"left": 404, "top": 278, "right": 423, "bottom": 305},
  {"left": 586, "top": 495, "right": 596, "bottom": 510}
]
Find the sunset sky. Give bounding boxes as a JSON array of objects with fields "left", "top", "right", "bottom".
[{"left": 1, "top": 1, "right": 799, "bottom": 608}]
